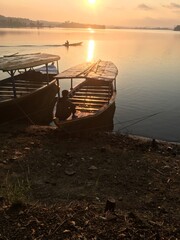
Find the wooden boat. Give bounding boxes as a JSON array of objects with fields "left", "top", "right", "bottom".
[
  {"left": 63, "top": 42, "right": 83, "bottom": 47},
  {"left": 54, "top": 60, "right": 118, "bottom": 133},
  {"left": 0, "top": 53, "right": 60, "bottom": 126}
]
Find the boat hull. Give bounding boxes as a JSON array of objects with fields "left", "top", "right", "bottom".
[
  {"left": 55, "top": 102, "right": 115, "bottom": 133},
  {"left": 54, "top": 78, "right": 116, "bottom": 133},
  {"left": 0, "top": 80, "right": 58, "bottom": 125},
  {"left": 63, "top": 42, "right": 83, "bottom": 47}
]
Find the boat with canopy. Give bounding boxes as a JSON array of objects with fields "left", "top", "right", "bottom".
[
  {"left": 54, "top": 60, "right": 118, "bottom": 133},
  {"left": 0, "top": 53, "right": 60, "bottom": 125}
]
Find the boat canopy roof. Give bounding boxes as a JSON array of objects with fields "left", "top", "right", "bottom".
[
  {"left": 0, "top": 53, "right": 60, "bottom": 71},
  {"left": 55, "top": 60, "right": 118, "bottom": 82}
]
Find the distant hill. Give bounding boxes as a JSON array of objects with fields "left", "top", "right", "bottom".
[
  {"left": 0, "top": 15, "right": 42, "bottom": 28},
  {"left": 0, "top": 15, "right": 105, "bottom": 29},
  {"left": 58, "top": 21, "right": 105, "bottom": 29},
  {"left": 174, "top": 25, "right": 180, "bottom": 31}
]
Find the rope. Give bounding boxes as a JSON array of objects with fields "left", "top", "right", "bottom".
[
  {"left": 14, "top": 101, "right": 35, "bottom": 125},
  {"left": 76, "top": 60, "right": 101, "bottom": 78},
  {"left": 114, "top": 112, "right": 161, "bottom": 126},
  {"left": 0, "top": 96, "right": 56, "bottom": 127},
  {"left": 115, "top": 112, "right": 162, "bottom": 131},
  {"left": 55, "top": 111, "right": 162, "bottom": 135}
]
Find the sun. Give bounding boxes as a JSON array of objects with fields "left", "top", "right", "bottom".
[{"left": 88, "top": 0, "right": 96, "bottom": 5}]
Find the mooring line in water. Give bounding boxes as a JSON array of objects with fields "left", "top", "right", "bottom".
[
  {"left": 115, "top": 112, "right": 162, "bottom": 131},
  {"left": 55, "top": 112, "right": 162, "bottom": 134},
  {"left": 114, "top": 112, "right": 162, "bottom": 125},
  {"left": 0, "top": 97, "right": 56, "bottom": 127}
]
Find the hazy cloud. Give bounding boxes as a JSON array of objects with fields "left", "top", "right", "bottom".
[
  {"left": 173, "top": 10, "right": 180, "bottom": 14},
  {"left": 129, "top": 17, "right": 176, "bottom": 28},
  {"left": 137, "top": 4, "right": 153, "bottom": 11},
  {"left": 162, "top": 3, "right": 180, "bottom": 9}
]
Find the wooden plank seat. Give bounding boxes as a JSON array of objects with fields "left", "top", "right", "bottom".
[
  {"left": 0, "top": 91, "right": 17, "bottom": 96},
  {"left": 0, "top": 90, "right": 16, "bottom": 94},
  {"left": 0, "top": 94, "right": 28, "bottom": 99},
  {"left": 0, "top": 90, "right": 36, "bottom": 94},
  {"left": 71, "top": 101, "right": 103, "bottom": 107},
  {"left": 74, "top": 91, "right": 111, "bottom": 97},
  {"left": 78, "top": 88, "right": 110, "bottom": 93},
  {"left": 11, "top": 79, "right": 48, "bottom": 84},
  {"left": 0, "top": 96, "right": 14, "bottom": 100},
  {"left": 69, "top": 96, "right": 109, "bottom": 102},
  {"left": 0, "top": 94, "right": 14, "bottom": 98},
  {"left": 0, "top": 85, "right": 39, "bottom": 90},
  {"left": 5, "top": 82, "right": 45, "bottom": 87},
  {"left": 75, "top": 106, "right": 99, "bottom": 112},
  {"left": 0, "top": 89, "right": 37, "bottom": 98},
  {"left": 82, "top": 85, "right": 110, "bottom": 89}
]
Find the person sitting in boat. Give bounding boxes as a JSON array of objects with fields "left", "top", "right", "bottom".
[
  {"left": 55, "top": 90, "right": 76, "bottom": 120},
  {"left": 65, "top": 40, "right": 69, "bottom": 46}
]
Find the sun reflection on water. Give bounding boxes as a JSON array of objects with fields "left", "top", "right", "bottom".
[
  {"left": 87, "top": 28, "right": 95, "bottom": 33},
  {"left": 87, "top": 40, "right": 95, "bottom": 62}
]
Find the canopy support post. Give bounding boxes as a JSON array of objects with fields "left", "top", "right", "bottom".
[
  {"left": 56, "top": 61, "right": 60, "bottom": 97},
  {"left": 114, "top": 78, "right": 117, "bottom": 92},
  {"left": 45, "top": 63, "right": 49, "bottom": 85},
  {"left": 10, "top": 70, "right": 17, "bottom": 98},
  {"left": 56, "top": 79, "right": 60, "bottom": 98},
  {"left": 71, "top": 78, "right": 73, "bottom": 90},
  {"left": 56, "top": 60, "right": 59, "bottom": 74}
]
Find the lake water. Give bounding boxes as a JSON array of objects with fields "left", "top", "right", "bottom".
[{"left": 0, "top": 28, "right": 180, "bottom": 142}]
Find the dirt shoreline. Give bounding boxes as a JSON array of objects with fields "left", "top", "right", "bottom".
[{"left": 0, "top": 124, "right": 179, "bottom": 239}]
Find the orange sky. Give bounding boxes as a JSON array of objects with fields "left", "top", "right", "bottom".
[{"left": 0, "top": 0, "right": 180, "bottom": 27}]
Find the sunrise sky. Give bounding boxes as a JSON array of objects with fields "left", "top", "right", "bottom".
[{"left": 0, "top": 0, "right": 180, "bottom": 27}]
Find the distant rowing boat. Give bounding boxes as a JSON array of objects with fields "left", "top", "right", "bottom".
[
  {"left": 62, "top": 42, "right": 83, "bottom": 47},
  {"left": 0, "top": 42, "right": 83, "bottom": 48}
]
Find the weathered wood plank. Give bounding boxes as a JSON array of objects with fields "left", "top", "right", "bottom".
[
  {"left": 79, "top": 88, "right": 110, "bottom": 93},
  {"left": 0, "top": 53, "right": 60, "bottom": 71},
  {"left": 5, "top": 82, "right": 44, "bottom": 87},
  {"left": 71, "top": 101, "right": 103, "bottom": 107},
  {"left": 69, "top": 96, "right": 109, "bottom": 101},
  {"left": 82, "top": 85, "right": 109, "bottom": 89},
  {"left": 12, "top": 79, "right": 47, "bottom": 84},
  {"left": 56, "top": 60, "right": 118, "bottom": 81},
  {"left": 0, "top": 94, "right": 14, "bottom": 98},
  {"left": 0, "top": 90, "right": 34, "bottom": 94},
  {"left": 0, "top": 86, "right": 38, "bottom": 90},
  {"left": 75, "top": 92, "right": 110, "bottom": 97},
  {"left": 76, "top": 106, "right": 99, "bottom": 112}
]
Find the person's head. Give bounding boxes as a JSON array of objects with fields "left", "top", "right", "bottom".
[{"left": 62, "top": 90, "right": 69, "bottom": 98}]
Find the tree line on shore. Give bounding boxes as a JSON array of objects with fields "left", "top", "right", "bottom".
[
  {"left": 0, "top": 15, "right": 179, "bottom": 31},
  {"left": 0, "top": 15, "right": 105, "bottom": 29}
]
